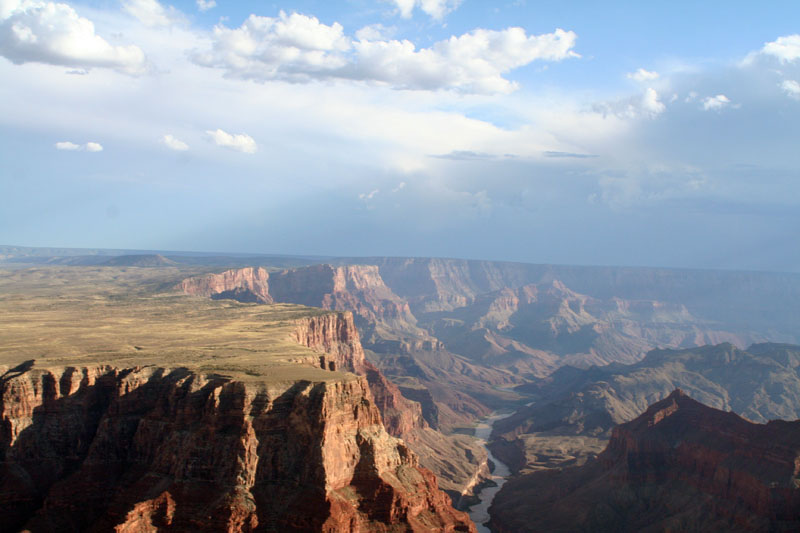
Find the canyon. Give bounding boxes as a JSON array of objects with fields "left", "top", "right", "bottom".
[
  {"left": 489, "top": 389, "right": 800, "bottom": 532},
  {"left": 180, "top": 260, "right": 798, "bottom": 431},
  {"left": 0, "top": 267, "right": 474, "bottom": 532},
  {"left": 6, "top": 250, "right": 800, "bottom": 531},
  {"left": 490, "top": 342, "right": 800, "bottom": 474}
]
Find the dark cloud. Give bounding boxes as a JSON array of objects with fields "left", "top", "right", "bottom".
[
  {"left": 544, "top": 151, "right": 599, "bottom": 159},
  {"left": 430, "top": 150, "right": 500, "bottom": 160}
]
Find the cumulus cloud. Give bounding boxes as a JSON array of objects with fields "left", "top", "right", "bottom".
[
  {"left": 702, "top": 94, "right": 731, "bottom": 111},
  {"left": 390, "top": 0, "right": 462, "bottom": 20},
  {"left": 162, "top": 134, "right": 189, "bottom": 150},
  {"left": 192, "top": 12, "right": 579, "bottom": 94},
  {"left": 359, "top": 189, "right": 379, "bottom": 200},
  {"left": 355, "top": 23, "right": 393, "bottom": 42},
  {"left": 627, "top": 68, "right": 659, "bottom": 82},
  {"left": 781, "top": 79, "right": 800, "bottom": 99},
  {"left": 760, "top": 34, "right": 800, "bottom": 63},
  {"left": 55, "top": 141, "right": 80, "bottom": 150},
  {"left": 594, "top": 87, "right": 666, "bottom": 119},
  {"left": 55, "top": 140, "right": 103, "bottom": 151},
  {"left": 641, "top": 87, "right": 665, "bottom": 116},
  {"left": 192, "top": 12, "right": 350, "bottom": 81},
  {"left": 122, "top": 0, "right": 180, "bottom": 27},
  {"left": 196, "top": 0, "right": 216, "bottom": 12},
  {"left": 391, "top": 182, "right": 406, "bottom": 193},
  {"left": 206, "top": 129, "right": 257, "bottom": 153},
  {"left": 0, "top": 0, "right": 146, "bottom": 73}
]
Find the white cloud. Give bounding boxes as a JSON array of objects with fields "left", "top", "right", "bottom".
[
  {"left": 702, "top": 94, "right": 731, "bottom": 111},
  {"left": 391, "top": 181, "right": 406, "bottom": 193},
  {"left": 390, "top": 0, "right": 462, "bottom": 20},
  {"left": 196, "top": 0, "right": 216, "bottom": 12},
  {"left": 55, "top": 141, "right": 80, "bottom": 150},
  {"left": 355, "top": 23, "right": 393, "bottom": 42},
  {"left": 761, "top": 34, "right": 800, "bottom": 63},
  {"left": 627, "top": 68, "right": 659, "bottom": 82},
  {"left": 206, "top": 129, "right": 257, "bottom": 153},
  {"left": 193, "top": 14, "right": 579, "bottom": 94},
  {"left": 162, "top": 134, "right": 188, "bottom": 150},
  {"left": 122, "top": 0, "right": 179, "bottom": 28},
  {"left": 54, "top": 140, "right": 102, "bottom": 151},
  {"left": 0, "top": 0, "right": 146, "bottom": 73},
  {"left": 641, "top": 87, "right": 665, "bottom": 116},
  {"left": 593, "top": 87, "right": 666, "bottom": 119},
  {"left": 192, "top": 11, "right": 350, "bottom": 82},
  {"left": 351, "top": 27, "right": 579, "bottom": 94},
  {"left": 781, "top": 79, "right": 800, "bottom": 99},
  {"left": 359, "top": 189, "right": 379, "bottom": 200}
]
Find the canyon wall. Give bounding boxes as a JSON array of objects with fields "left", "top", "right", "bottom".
[
  {"left": 179, "top": 267, "right": 272, "bottom": 303},
  {"left": 0, "top": 362, "right": 474, "bottom": 532},
  {"left": 291, "top": 311, "right": 426, "bottom": 438}
]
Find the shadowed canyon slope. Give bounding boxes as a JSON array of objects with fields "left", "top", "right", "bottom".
[
  {"left": 0, "top": 267, "right": 475, "bottom": 532},
  {"left": 489, "top": 390, "right": 800, "bottom": 532},
  {"left": 491, "top": 342, "right": 800, "bottom": 473}
]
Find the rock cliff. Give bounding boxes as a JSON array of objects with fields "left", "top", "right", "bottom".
[
  {"left": 0, "top": 363, "right": 474, "bottom": 532},
  {"left": 179, "top": 266, "right": 272, "bottom": 303},
  {"left": 489, "top": 390, "right": 800, "bottom": 532},
  {"left": 291, "top": 311, "right": 426, "bottom": 438}
]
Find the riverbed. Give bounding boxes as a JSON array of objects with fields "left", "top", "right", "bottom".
[{"left": 466, "top": 412, "right": 513, "bottom": 533}]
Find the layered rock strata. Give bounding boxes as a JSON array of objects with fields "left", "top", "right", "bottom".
[
  {"left": 291, "top": 311, "right": 426, "bottom": 439},
  {"left": 180, "top": 267, "right": 272, "bottom": 303},
  {"left": 0, "top": 364, "right": 474, "bottom": 532}
]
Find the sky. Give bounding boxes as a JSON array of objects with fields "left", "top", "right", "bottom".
[{"left": 1, "top": 0, "right": 800, "bottom": 271}]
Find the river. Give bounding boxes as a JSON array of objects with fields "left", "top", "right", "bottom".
[{"left": 466, "top": 412, "right": 513, "bottom": 533}]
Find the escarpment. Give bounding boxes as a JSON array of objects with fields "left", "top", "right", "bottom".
[
  {"left": 0, "top": 364, "right": 474, "bottom": 532},
  {"left": 183, "top": 265, "right": 419, "bottom": 331},
  {"left": 179, "top": 266, "right": 272, "bottom": 303},
  {"left": 291, "top": 311, "right": 426, "bottom": 438},
  {"left": 489, "top": 389, "right": 800, "bottom": 532},
  {"left": 0, "top": 272, "right": 475, "bottom": 533},
  {"left": 182, "top": 268, "right": 429, "bottom": 437}
]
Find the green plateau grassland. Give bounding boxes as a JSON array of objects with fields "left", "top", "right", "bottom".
[{"left": 0, "top": 266, "right": 350, "bottom": 384}]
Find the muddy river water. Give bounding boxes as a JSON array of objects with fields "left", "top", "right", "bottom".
[{"left": 466, "top": 413, "right": 513, "bottom": 532}]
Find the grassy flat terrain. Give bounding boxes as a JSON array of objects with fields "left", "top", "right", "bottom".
[{"left": 0, "top": 266, "right": 349, "bottom": 383}]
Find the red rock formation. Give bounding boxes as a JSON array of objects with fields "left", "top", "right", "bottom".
[
  {"left": 291, "top": 312, "right": 427, "bottom": 438},
  {"left": 270, "top": 264, "right": 424, "bottom": 339},
  {"left": 0, "top": 364, "right": 474, "bottom": 532},
  {"left": 489, "top": 389, "right": 800, "bottom": 532},
  {"left": 180, "top": 267, "right": 272, "bottom": 303}
]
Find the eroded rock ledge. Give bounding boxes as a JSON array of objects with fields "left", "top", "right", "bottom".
[{"left": 0, "top": 364, "right": 474, "bottom": 532}]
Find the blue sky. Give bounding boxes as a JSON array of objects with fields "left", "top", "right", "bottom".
[{"left": 1, "top": 0, "right": 799, "bottom": 271}]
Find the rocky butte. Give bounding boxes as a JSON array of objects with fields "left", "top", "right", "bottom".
[
  {"left": 489, "top": 389, "right": 800, "bottom": 532},
  {"left": 0, "top": 267, "right": 474, "bottom": 532}
]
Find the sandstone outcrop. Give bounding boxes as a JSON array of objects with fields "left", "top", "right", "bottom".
[
  {"left": 489, "top": 389, "right": 800, "bottom": 532},
  {"left": 180, "top": 266, "right": 272, "bottom": 303},
  {"left": 0, "top": 363, "right": 474, "bottom": 532},
  {"left": 291, "top": 311, "right": 426, "bottom": 439}
]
